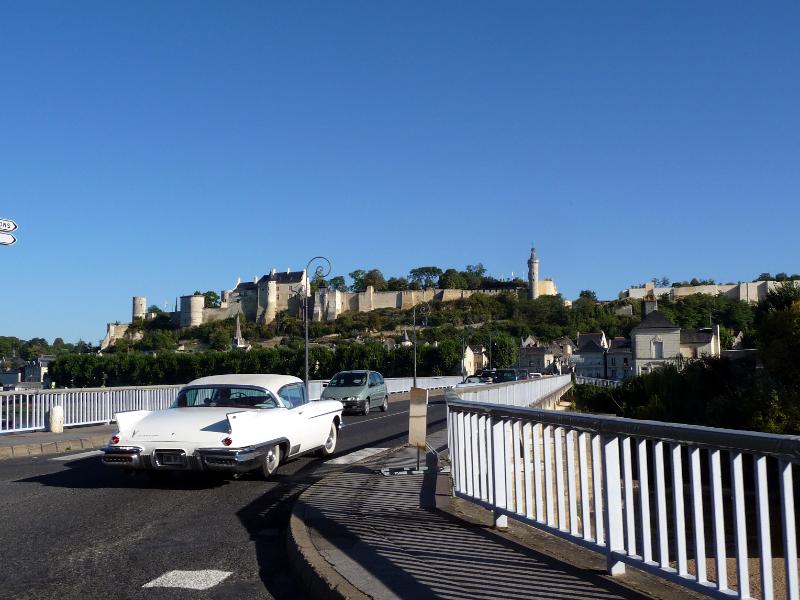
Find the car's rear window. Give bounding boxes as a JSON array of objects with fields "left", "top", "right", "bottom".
[
  {"left": 172, "top": 386, "right": 278, "bottom": 409},
  {"left": 328, "top": 372, "right": 367, "bottom": 387}
]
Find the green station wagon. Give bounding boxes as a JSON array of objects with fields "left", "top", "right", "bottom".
[{"left": 320, "top": 370, "right": 388, "bottom": 415}]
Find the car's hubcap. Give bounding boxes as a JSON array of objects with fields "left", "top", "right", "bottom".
[
  {"left": 266, "top": 448, "right": 278, "bottom": 472},
  {"left": 325, "top": 426, "right": 336, "bottom": 450}
]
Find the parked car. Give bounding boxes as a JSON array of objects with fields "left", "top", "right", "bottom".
[
  {"left": 320, "top": 370, "right": 388, "bottom": 415},
  {"left": 477, "top": 368, "right": 497, "bottom": 383},
  {"left": 100, "top": 374, "right": 343, "bottom": 479},
  {"left": 493, "top": 368, "right": 530, "bottom": 383}
]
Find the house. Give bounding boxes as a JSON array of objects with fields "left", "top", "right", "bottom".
[
  {"left": 23, "top": 355, "right": 56, "bottom": 386},
  {"left": 630, "top": 296, "right": 720, "bottom": 376},
  {"left": 606, "top": 337, "right": 633, "bottom": 381},
  {"left": 574, "top": 339, "right": 607, "bottom": 379},
  {"left": 576, "top": 331, "right": 609, "bottom": 350},
  {"left": 462, "top": 345, "right": 488, "bottom": 376},
  {"left": 518, "top": 336, "right": 573, "bottom": 374}
]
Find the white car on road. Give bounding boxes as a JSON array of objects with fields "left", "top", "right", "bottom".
[{"left": 101, "top": 374, "right": 343, "bottom": 478}]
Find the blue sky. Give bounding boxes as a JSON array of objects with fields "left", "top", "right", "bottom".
[{"left": 1, "top": 1, "right": 798, "bottom": 343}]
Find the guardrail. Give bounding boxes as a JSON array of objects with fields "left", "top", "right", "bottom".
[
  {"left": 448, "top": 374, "right": 572, "bottom": 409},
  {"left": 447, "top": 399, "right": 800, "bottom": 600},
  {"left": 0, "top": 376, "right": 463, "bottom": 434},
  {"left": 575, "top": 376, "right": 622, "bottom": 388}
]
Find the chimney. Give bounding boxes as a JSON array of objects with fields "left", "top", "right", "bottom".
[
  {"left": 271, "top": 268, "right": 276, "bottom": 277},
  {"left": 643, "top": 294, "right": 658, "bottom": 316}
]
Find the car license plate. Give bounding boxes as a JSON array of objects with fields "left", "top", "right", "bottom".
[{"left": 160, "top": 453, "right": 185, "bottom": 466}]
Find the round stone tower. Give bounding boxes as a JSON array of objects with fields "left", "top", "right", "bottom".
[
  {"left": 132, "top": 296, "right": 147, "bottom": 321},
  {"left": 527, "top": 248, "right": 540, "bottom": 300},
  {"left": 180, "top": 294, "right": 205, "bottom": 327}
]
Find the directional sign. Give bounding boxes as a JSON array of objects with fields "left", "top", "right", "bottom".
[
  {"left": 0, "top": 219, "right": 17, "bottom": 233},
  {"left": 0, "top": 233, "right": 17, "bottom": 246}
]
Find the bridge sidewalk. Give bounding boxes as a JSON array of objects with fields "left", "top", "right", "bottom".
[
  {"left": 289, "top": 430, "right": 698, "bottom": 600},
  {"left": 0, "top": 423, "right": 116, "bottom": 460}
]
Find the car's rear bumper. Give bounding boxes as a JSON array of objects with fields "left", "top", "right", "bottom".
[{"left": 100, "top": 445, "right": 266, "bottom": 473}]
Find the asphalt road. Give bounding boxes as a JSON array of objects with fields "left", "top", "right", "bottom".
[{"left": 0, "top": 393, "right": 448, "bottom": 600}]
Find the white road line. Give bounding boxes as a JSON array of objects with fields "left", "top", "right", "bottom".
[
  {"left": 342, "top": 410, "right": 409, "bottom": 427},
  {"left": 143, "top": 570, "right": 232, "bottom": 590},
  {"left": 326, "top": 447, "right": 389, "bottom": 465},
  {"left": 50, "top": 450, "right": 102, "bottom": 461}
]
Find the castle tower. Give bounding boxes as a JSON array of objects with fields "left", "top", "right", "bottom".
[
  {"left": 132, "top": 296, "right": 147, "bottom": 321},
  {"left": 180, "top": 294, "right": 205, "bottom": 327},
  {"left": 265, "top": 279, "right": 278, "bottom": 324},
  {"left": 527, "top": 248, "right": 540, "bottom": 300}
]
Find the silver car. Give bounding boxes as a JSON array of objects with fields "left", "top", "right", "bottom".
[{"left": 320, "top": 370, "right": 389, "bottom": 415}]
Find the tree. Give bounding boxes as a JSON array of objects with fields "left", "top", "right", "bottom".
[
  {"left": 439, "top": 269, "right": 467, "bottom": 289},
  {"left": 408, "top": 267, "right": 443, "bottom": 289},
  {"left": 310, "top": 271, "right": 327, "bottom": 294},
  {"left": 578, "top": 290, "right": 598, "bottom": 302},
  {"left": 349, "top": 270, "right": 367, "bottom": 292},
  {"left": 147, "top": 304, "right": 164, "bottom": 314},
  {"left": 209, "top": 329, "right": 230, "bottom": 351},
  {"left": 756, "top": 273, "right": 773, "bottom": 282},
  {"left": 197, "top": 290, "right": 221, "bottom": 309},
  {"left": 387, "top": 277, "right": 409, "bottom": 291},
  {"left": 776, "top": 272, "right": 789, "bottom": 282},
  {"left": 659, "top": 277, "right": 670, "bottom": 287},
  {"left": 363, "top": 269, "right": 388, "bottom": 291},
  {"left": 329, "top": 276, "right": 347, "bottom": 292},
  {"left": 463, "top": 264, "right": 486, "bottom": 289}
]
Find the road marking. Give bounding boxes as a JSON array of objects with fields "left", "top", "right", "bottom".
[
  {"left": 50, "top": 450, "right": 102, "bottom": 461},
  {"left": 326, "top": 447, "right": 389, "bottom": 465},
  {"left": 143, "top": 570, "right": 232, "bottom": 590},
  {"left": 342, "top": 410, "right": 409, "bottom": 428}
]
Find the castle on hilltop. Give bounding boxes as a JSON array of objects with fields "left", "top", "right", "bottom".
[{"left": 101, "top": 249, "right": 560, "bottom": 349}]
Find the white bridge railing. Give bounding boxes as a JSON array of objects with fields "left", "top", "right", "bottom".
[
  {"left": 576, "top": 376, "right": 623, "bottom": 388},
  {"left": 0, "top": 376, "right": 463, "bottom": 434},
  {"left": 447, "top": 399, "right": 800, "bottom": 600},
  {"left": 450, "top": 374, "right": 572, "bottom": 409}
]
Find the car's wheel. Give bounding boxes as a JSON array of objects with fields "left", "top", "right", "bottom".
[
  {"left": 362, "top": 398, "right": 370, "bottom": 415},
  {"left": 380, "top": 395, "right": 388, "bottom": 412},
  {"left": 318, "top": 421, "right": 338, "bottom": 457},
  {"left": 260, "top": 444, "right": 281, "bottom": 479}
]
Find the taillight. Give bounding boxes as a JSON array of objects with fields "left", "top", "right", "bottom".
[
  {"left": 111, "top": 435, "right": 120, "bottom": 444},
  {"left": 222, "top": 437, "right": 232, "bottom": 446}
]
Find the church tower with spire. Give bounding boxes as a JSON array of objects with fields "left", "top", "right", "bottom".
[{"left": 527, "top": 247, "right": 540, "bottom": 300}]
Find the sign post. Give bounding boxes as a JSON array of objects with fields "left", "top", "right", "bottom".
[{"left": 408, "top": 387, "right": 429, "bottom": 471}]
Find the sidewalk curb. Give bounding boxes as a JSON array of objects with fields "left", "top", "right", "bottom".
[
  {"left": 0, "top": 433, "right": 110, "bottom": 460},
  {"left": 286, "top": 448, "right": 400, "bottom": 600}
]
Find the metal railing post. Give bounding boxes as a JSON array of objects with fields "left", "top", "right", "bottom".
[{"left": 602, "top": 434, "right": 625, "bottom": 575}]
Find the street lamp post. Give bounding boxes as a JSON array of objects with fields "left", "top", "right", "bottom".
[
  {"left": 303, "top": 256, "right": 331, "bottom": 398},
  {"left": 412, "top": 302, "right": 430, "bottom": 388}
]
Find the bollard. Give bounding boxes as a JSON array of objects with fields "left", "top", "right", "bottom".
[{"left": 49, "top": 405, "right": 64, "bottom": 433}]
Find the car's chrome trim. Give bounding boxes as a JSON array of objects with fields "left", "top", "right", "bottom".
[{"left": 308, "top": 408, "right": 345, "bottom": 420}]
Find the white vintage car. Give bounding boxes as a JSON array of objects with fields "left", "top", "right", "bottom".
[{"left": 101, "top": 374, "right": 343, "bottom": 478}]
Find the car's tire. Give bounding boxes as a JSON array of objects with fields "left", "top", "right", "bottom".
[
  {"left": 317, "top": 421, "right": 338, "bottom": 457},
  {"left": 380, "top": 395, "right": 388, "bottom": 412},
  {"left": 260, "top": 444, "right": 281, "bottom": 479},
  {"left": 362, "top": 398, "right": 370, "bottom": 415}
]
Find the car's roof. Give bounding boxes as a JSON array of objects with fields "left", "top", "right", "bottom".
[
  {"left": 334, "top": 369, "right": 372, "bottom": 374},
  {"left": 185, "top": 374, "right": 302, "bottom": 391}
]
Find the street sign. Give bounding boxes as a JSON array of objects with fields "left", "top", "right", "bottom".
[
  {"left": 0, "top": 219, "right": 17, "bottom": 233},
  {"left": 0, "top": 233, "right": 16, "bottom": 246}
]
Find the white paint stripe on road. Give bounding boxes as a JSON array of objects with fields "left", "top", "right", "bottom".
[
  {"left": 342, "top": 410, "right": 409, "bottom": 428},
  {"left": 50, "top": 450, "right": 102, "bottom": 461},
  {"left": 143, "top": 570, "right": 232, "bottom": 590},
  {"left": 326, "top": 447, "right": 389, "bottom": 465}
]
